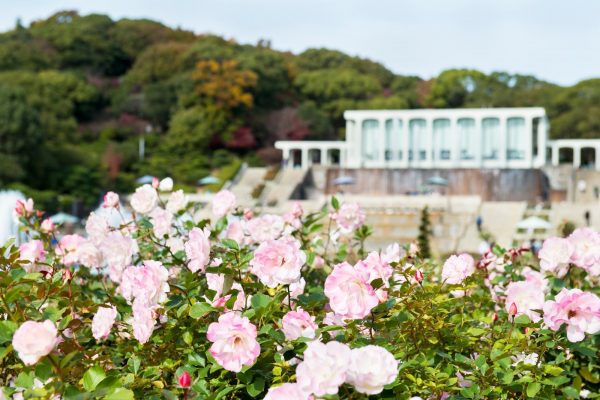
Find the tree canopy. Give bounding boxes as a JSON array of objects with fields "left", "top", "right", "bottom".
[{"left": 0, "top": 10, "right": 597, "bottom": 212}]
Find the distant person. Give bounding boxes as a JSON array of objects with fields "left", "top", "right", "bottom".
[
  {"left": 585, "top": 210, "right": 591, "bottom": 227},
  {"left": 476, "top": 215, "right": 482, "bottom": 232}
]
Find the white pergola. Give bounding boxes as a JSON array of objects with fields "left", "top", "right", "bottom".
[
  {"left": 276, "top": 108, "right": 550, "bottom": 169},
  {"left": 549, "top": 139, "right": 600, "bottom": 170}
]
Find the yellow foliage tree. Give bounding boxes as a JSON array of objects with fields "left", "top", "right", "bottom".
[{"left": 192, "top": 59, "right": 257, "bottom": 109}]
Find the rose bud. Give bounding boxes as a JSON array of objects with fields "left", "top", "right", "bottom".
[
  {"left": 178, "top": 371, "right": 191, "bottom": 388},
  {"left": 492, "top": 312, "right": 498, "bottom": 323},
  {"left": 414, "top": 269, "right": 424, "bottom": 283},
  {"left": 508, "top": 302, "right": 518, "bottom": 317},
  {"left": 152, "top": 177, "right": 160, "bottom": 189}
]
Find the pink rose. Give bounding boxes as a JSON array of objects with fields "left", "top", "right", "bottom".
[
  {"left": 120, "top": 260, "right": 170, "bottom": 305},
  {"left": 92, "top": 305, "right": 118, "bottom": 341},
  {"left": 103, "top": 191, "right": 120, "bottom": 208},
  {"left": 504, "top": 281, "right": 545, "bottom": 322},
  {"left": 206, "top": 273, "right": 246, "bottom": 311},
  {"left": 250, "top": 237, "right": 305, "bottom": 287},
  {"left": 382, "top": 243, "right": 405, "bottom": 264},
  {"left": 185, "top": 227, "right": 211, "bottom": 273},
  {"left": 296, "top": 340, "right": 351, "bottom": 396},
  {"left": 19, "top": 240, "right": 46, "bottom": 273},
  {"left": 131, "top": 299, "right": 156, "bottom": 344},
  {"left": 85, "top": 212, "right": 109, "bottom": 245},
  {"left": 264, "top": 383, "right": 311, "bottom": 400},
  {"left": 332, "top": 202, "right": 365, "bottom": 232},
  {"left": 56, "top": 234, "right": 85, "bottom": 266},
  {"left": 40, "top": 218, "right": 55, "bottom": 233},
  {"left": 346, "top": 345, "right": 398, "bottom": 394},
  {"left": 212, "top": 190, "right": 236, "bottom": 218},
  {"left": 14, "top": 198, "right": 34, "bottom": 218},
  {"left": 441, "top": 254, "right": 475, "bottom": 285},
  {"left": 282, "top": 307, "right": 318, "bottom": 341},
  {"left": 324, "top": 262, "right": 379, "bottom": 320},
  {"left": 538, "top": 237, "right": 573, "bottom": 277},
  {"left": 207, "top": 313, "right": 260, "bottom": 372},
  {"left": 12, "top": 320, "right": 58, "bottom": 365},
  {"left": 246, "top": 214, "right": 284, "bottom": 243},
  {"left": 149, "top": 207, "right": 173, "bottom": 238},
  {"left": 225, "top": 220, "right": 246, "bottom": 245},
  {"left": 78, "top": 240, "right": 103, "bottom": 270},
  {"left": 567, "top": 228, "right": 600, "bottom": 276},
  {"left": 99, "top": 231, "right": 138, "bottom": 282},
  {"left": 543, "top": 288, "right": 600, "bottom": 342},
  {"left": 130, "top": 184, "right": 158, "bottom": 214}
]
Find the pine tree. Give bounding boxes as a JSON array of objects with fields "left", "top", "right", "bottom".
[{"left": 417, "top": 206, "right": 432, "bottom": 259}]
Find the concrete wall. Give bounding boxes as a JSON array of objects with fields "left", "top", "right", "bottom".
[{"left": 326, "top": 169, "right": 548, "bottom": 202}]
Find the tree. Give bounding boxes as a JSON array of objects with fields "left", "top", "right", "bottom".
[
  {"left": 0, "top": 84, "right": 43, "bottom": 183},
  {"left": 125, "top": 42, "right": 191, "bottom": 86},
  {"left": 191, "top": 59, "right": 257, "bottom": 110},
  {"left": 417, "top": 206, "right": 433, "bottom": 259}
]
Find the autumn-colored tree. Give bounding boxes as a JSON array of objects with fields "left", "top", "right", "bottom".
[{"left": 191, "top": 59, "right": 257, "bottom": 109}]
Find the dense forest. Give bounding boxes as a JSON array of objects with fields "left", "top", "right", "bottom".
[{"left": 1, "top": 11, "right": 600, "bottom": 212}]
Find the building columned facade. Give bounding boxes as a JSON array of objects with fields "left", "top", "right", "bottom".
[{"left": 275, "top": 107, "right": 600, "bottom": 170}]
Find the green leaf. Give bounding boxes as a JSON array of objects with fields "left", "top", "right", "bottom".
[
  {"left": 331, "top": 196, "right": 340, "bottom": 210},
  {"left": 189, "top": 302, "right": 215, "bottom": 319},
  {"left": 543, "top": 365, "right": 563, "bottom": 377},
  {"left": 83, "top": 365, "right": 106, "bottom": 391},
  {"left": 221, "top": 239, "right": 239, "bottom": 251},
  {"left": 514, "top": 314, "right": 531, "bottom": 325},
  {"left": 251, "top": 294, "right": 271, "bottom": 311},
  {"left": 104, "top": 388, "right": 135, "bottom": 400},
  {"left": 0, "top": 321, "right": 17, "bottom": 345},
  {"left": 526, "top": 382, "right": 541, "bottom": 398},
  {"left": 246, "top": 376, "right": 265, "bottom": 397}
]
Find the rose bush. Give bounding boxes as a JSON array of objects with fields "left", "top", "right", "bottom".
[{"left": 0, "top": 185, "right": 599, "bottom": 399}]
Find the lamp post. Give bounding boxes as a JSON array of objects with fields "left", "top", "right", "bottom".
[{"left": 140, "top": 124, "right": 152, "bottom": 161}]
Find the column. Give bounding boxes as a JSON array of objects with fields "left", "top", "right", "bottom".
[
  {"left": 401, "top": 118, "right": 410, "bottom": 168},
  {"left": 378, "top": 117, "right": 386, "bottom": 167},
  {"left": 426, "top": 117, "right": 434, "bottom": 168},
  {"left": 474, "top": 117, "right": 482, "bottom": 167},
  {"left": 282, "top": 148, "right": 290, "bottom": 168},
  {"left": 524, "top": 116, "right": 533, "bottom": 167},
  {"left": 536, "top": 117, "right": 548, "bottom": 167},
  {"left": 551, "top": 145, "right": 559, "bottom": 166},
  {"left": 350, "top": 118, "right": 362, "bottom": 168},
  {"left": 596, "top": 146, "right": 600, "bottom": 171},
  {"left": 450, "top": 118, "right": 460, "bottom": 167},
  {"left": 573, "top": 146, "right": 581, "bottom": 169},
  {"left": 498, "top": 117, "right": 507, "bottom": 168},
  {"left": 301, "top": 148, "right": 309, "bottom": 169}
]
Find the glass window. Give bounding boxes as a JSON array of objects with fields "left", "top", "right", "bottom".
[
  {"left": 385, "top": 120, "right": 403, "bottom": 161},
  {"left": 433, "top": 119, "right": 451, "bottom": 160},
  {"left": 409, "top": 119, "right": 427, "bottom": 161},
  {"left": 458, "top": 118, "right": 476, "bottom": 160},
  {"left": 362, "top": 120, "right": 379, "bottom": 161},
  {"left": 507, "top": 118, "right": 526, "bottom": 160},
  {"left": 482, "top": 118, "right": 500, "bottom": 160}
]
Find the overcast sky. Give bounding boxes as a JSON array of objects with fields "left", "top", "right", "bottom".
[{"left": 1, "top": 0, "right": 598, "bottom": 86}]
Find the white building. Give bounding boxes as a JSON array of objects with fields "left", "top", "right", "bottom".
[{"left": 275, "top": 107, "right": 600, "bottom": 170}]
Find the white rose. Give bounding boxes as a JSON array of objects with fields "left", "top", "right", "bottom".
[
  {"left": 346, "top": 345, "right": 398, "bottom": 395},
  {"left": 130, "top": 184, "right": 158, "bottom": 214},
  {"left": 159, "top": 177, "right": 173, "bottom": 192},
  {"left": 166, "top": 190, "right": 187, "bottom": 214},
  {"left": 12, "top": 320, "right": 59, "bottom": 365}
]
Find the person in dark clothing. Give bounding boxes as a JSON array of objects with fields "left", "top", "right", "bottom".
[
  {"left": 584, "top": 210, "right": 591, "bottom": 227},
  {"left": 476, "top": 215, "right": 483, "bottom": 232}
]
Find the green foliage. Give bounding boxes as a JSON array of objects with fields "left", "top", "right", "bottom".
[
  {"left": 1, "top": 197, "right": 599, "bottom": 398},
  {"left": 3, "top": 9, "right": 600, "bottom": 217}
]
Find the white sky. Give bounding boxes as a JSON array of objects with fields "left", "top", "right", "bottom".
[{"left": 1, "top": 0, "right": 598, "bottom": 86}]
